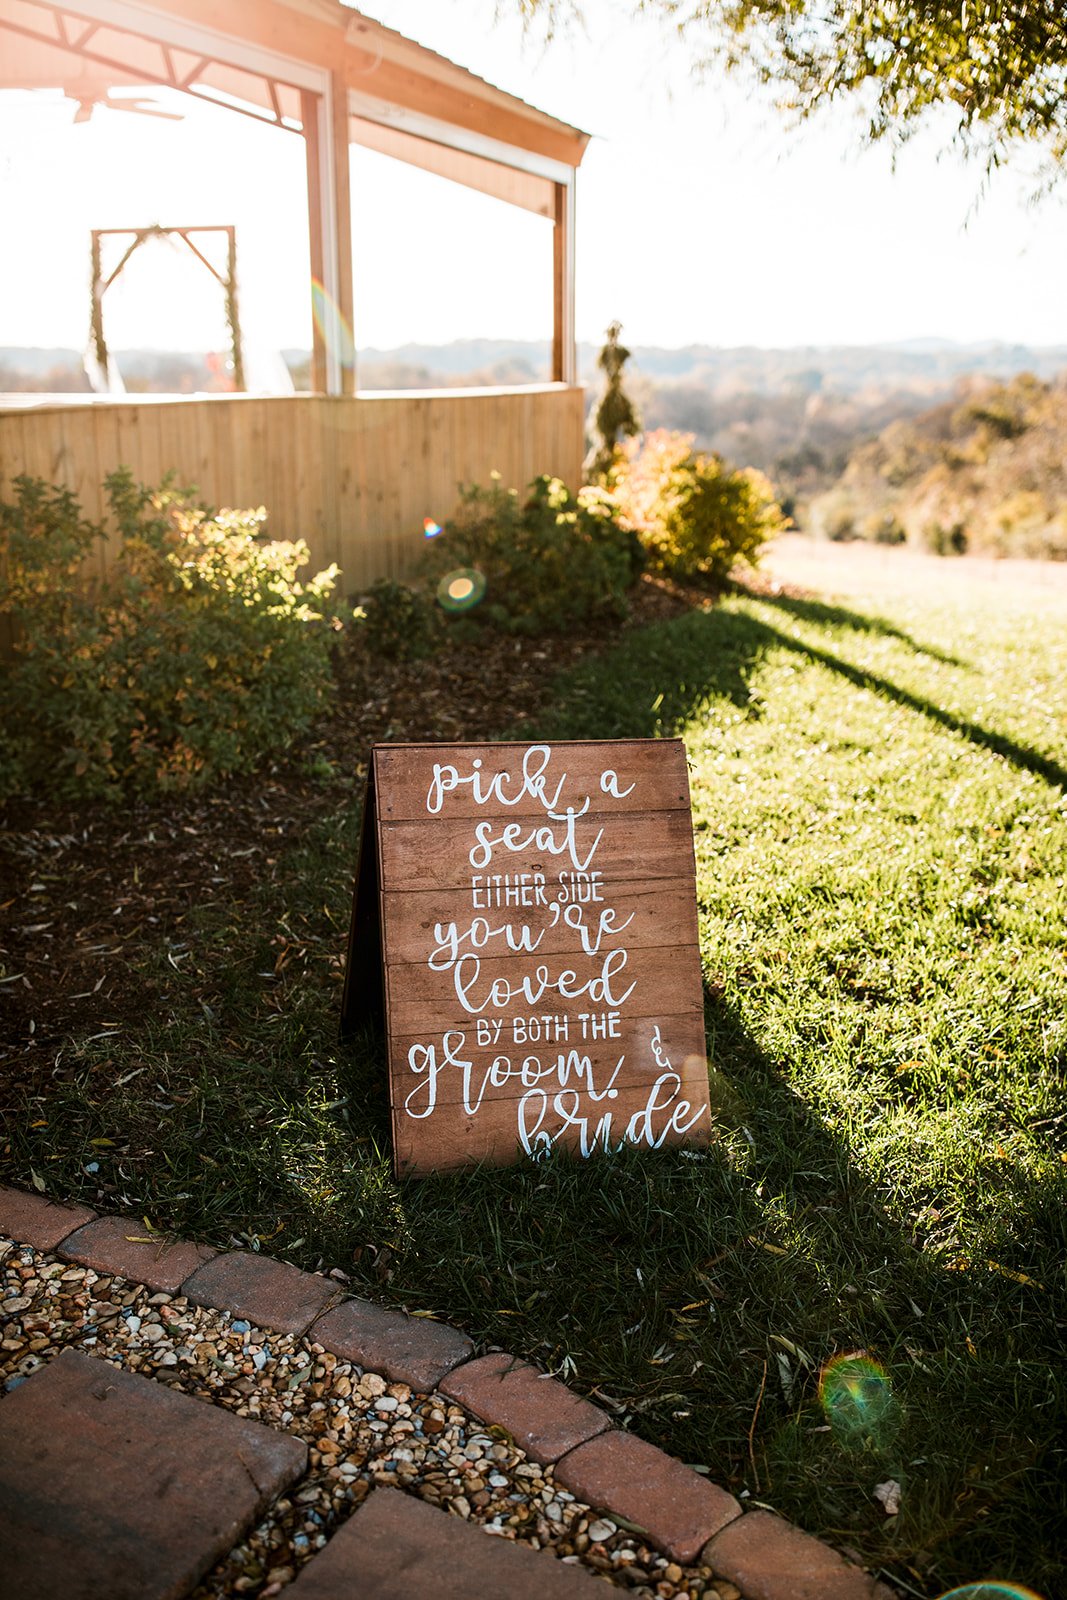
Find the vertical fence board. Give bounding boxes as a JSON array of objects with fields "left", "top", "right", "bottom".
[{"left": 0, "top": 387, "right": 585, "bottom": 597}]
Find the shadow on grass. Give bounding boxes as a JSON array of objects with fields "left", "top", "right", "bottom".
[
  {"left": 539, "top": 604, "right": 1067, "bottom": 793},
  {"left": 734, "top": 585, "right": 966, "bottom": 669},
  {"left": 770, "top": 626, "right": 1067, "bottom": 794},
  {"left": 698, "top": 985, "right": 1065, "bottom": 1596},
  {"left": 6, "top": 592, "right": 1064, "bottom": 1595}
]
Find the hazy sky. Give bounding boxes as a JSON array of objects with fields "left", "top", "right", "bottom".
[{"left": 3, "top": 0, "right": 1067, "bottom": 356}]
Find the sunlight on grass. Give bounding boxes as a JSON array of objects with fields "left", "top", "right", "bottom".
[{"left": 8, "top": 561, "right": 1066, "bottom": 1596}]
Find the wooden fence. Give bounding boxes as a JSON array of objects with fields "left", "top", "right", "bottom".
[{"left": 0, "top": 385, "right": 586, "bottom": 592}]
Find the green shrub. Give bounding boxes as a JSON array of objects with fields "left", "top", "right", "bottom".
[
  {"left": 0, "top": 469, "right": 338, "bottom": 799},
  {"left": 810, "top": 486, "right": 860, "bottom": 543},
  {"left": 355, "top": 578, "right": 441, "bottom": 661},
  {"left": 418, "top": 473, "right": 642, "bottom": 635},
  {"left": 920, "top": 519, "right": 968, "bottom": 556},
  {"left": 613, "top": 430, "right": 787, "bottom": 585},
  {"left": 860, "top": 509, "right": 907, "bottom": 545}
]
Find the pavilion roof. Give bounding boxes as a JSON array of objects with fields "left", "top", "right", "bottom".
[{"left": 0, "top": 0, "right": 591, "bottom": 171}]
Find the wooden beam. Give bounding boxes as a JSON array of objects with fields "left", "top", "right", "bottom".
[
  {"left": 349, "top": 115, "right": 555, "bottom": 218},
  {"left": 77, "top": 0, "right": 590, "bottom": 167},
  {"left": 343, "top": 54, "right": 587, "bottom": 170},
  {"left": 301, "top": 86, "right": 327, "bottom": 394}
]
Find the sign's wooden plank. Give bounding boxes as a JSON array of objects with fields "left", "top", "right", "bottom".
[
  {"left": 344, "top": 738, "right": 712, "bottom": 1176},
  {"left": 374, "top": 739, "right": 692, "bottom": 822},
  {"left": 379, "top": 878, "right": 700, "bottom": 968},
  {"left": 383, "top": 943, "right": 704, "bottom": 1040},
  {"left": 389, "top": 1012, "right": 710, "bottom": 1115},
  {"left": 391, "top": 1019, "right": 713, "bottom": 1176},
  {"left": 377, "top": 809, "right": 698, "bottom": 896}
]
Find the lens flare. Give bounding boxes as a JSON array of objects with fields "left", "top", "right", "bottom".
[
  {"left": 310, "top": 279, "right": 355, "bottom": 370},
  {"left": 437, "top": 568, "right": 486, "bottom": 613},
  {"left": 424, "top": 518, "right": 443, "bottom": 539},
  {"left": 936, "top": 1587, "right": 1046, "bottom": 1600},
  {"left": 818, "top": 1353, "right": 898, "bottom": 1446}
]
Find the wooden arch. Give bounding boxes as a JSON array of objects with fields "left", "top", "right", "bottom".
[{"left": 89, "top": 225, "right": 243, "bottom": 393}]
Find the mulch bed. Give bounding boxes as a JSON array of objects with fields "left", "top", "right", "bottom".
[{"left": 0, "top": 575, "right": 700, "bottom": 1106}]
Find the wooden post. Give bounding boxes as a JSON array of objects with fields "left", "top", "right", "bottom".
[
  {"left": 552, "top": 177, "right": 576, "bottom": 386},
  {"left": 301, "top": 88, "right": 328, "bottom": 394},
  {"left": 330, "top": 69, "right": 356, "bottom": 397},
  {"left": 225, "top": 225, "right": 245, "bottom": 391}
]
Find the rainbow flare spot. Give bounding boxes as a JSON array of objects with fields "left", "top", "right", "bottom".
[
  {"left": 424, "top": 518, "right": 443, "bottom": 539},
  {"left": 936, "top": 1588, "right": 1046, "bottom": 1600},
  {"left": 436, "top": 567, "right": 486, "bottom": 613},
  {"left": 310, "top": 278, "right": 355, "bottom": 370},
  {"left": 818, "top": 1352, "right": 898, "bottom": 1445}
]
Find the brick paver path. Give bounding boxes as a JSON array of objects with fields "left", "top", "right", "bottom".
[
  {"left": 0, "top": 1186, "right": 900, "bottom": 1600},
  {"left": 288, "top": 1484, "right": 606, "bottom": 1597},
  {"left": 0, "top": 1348, "right": 306, "bottom": 1600}
]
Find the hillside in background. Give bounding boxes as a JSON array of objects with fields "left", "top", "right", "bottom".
[
  {"left": 808, "top": 373, "right": 1067, "bottom": 559},
  {"left": 4, "top": 341, "right": 1067, "bottom": 537}
]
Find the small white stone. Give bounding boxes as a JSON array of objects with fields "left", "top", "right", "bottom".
[
  {"left": 140, "top": 1324, "right": 165, "bottom": 1344},
  {"left": 587, "top": 1519, "right": 616, "bottom": 1542},
  {"left": 375, "top": 1395, "right": 398, "bottom": 1412}
]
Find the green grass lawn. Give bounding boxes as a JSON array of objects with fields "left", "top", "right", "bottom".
[{"left": 7, "top": 552, "right": 1066, "bottom": 1597}]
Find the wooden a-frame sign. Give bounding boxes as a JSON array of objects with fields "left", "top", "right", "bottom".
[{"left": 341, "top": 740, "right": 712, "bottom": 1176}]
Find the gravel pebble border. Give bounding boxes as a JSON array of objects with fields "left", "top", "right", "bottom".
[
  {"left": 0, "top": 1233, "right": 741, "bottom": 1600},
  {"left": 0, "top": 1187, "right": 898, "bottom": 1600}
]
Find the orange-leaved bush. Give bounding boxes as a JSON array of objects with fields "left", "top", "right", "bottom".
[{"left": 613, "top": 429, "right": 787, "bottom": 585}]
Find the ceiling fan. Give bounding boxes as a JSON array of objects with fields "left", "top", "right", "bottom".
[{"left": 66, "top": 78, "right": 184, "bottom": 124}]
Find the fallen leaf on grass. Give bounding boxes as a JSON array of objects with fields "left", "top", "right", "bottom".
[
  {"left": 770, "top": 1333, "right": 816, "bottom": 1369},
  {"left": 873, "top": 1479, "right": 902, "bottom": 1516}
]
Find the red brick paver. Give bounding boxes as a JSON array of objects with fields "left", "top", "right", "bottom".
[
  {"left": 0, "top": 1347, "right": 307, "bottom": 1600},
  {"left": 288, "top": 1485, "right": 605, "bottom": 1598},
  {"left": 703, "top": 1509, "right": 899, "bottom": 1600},
  {"left": 439, "top": 1352, "right": 610, "bottom": 1464},
  {"left": 59, "top": 1215, "right": 218, "bottom": 1293},
  {"left": 312, "top": 1297, "right": 473, "bottom": 1392},
  {"left": 555, "top": 1427, "right": 742, "bottom": 1563},
  {"left": 182, "top": 1249, "right": 342, "bottom": 1335},
  {"left": 0, "top": 1185, "right": 95, "bottom": 1252},
  {"left": 0, "top": 1189, "right": 905, "bottom": 1598}
]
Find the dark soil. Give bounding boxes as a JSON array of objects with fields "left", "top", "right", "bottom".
[{"left": 0, "top": 575, "right": 699, "bottom": 1103}]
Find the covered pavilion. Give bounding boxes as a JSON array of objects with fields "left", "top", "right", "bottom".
[{"left": 0, "top": 0, "right": 591, "bottom": 584}]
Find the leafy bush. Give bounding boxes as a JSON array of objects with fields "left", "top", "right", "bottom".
[
  {"left": 809, "top": 486, "right": 860, "bottom": 543},
  {"left": 0, "top": 470, "right": 338, "bottom": 799},
  {"left": 860, "top": 509, "right": 907, "bottom": 545},
  {"left": 810, "top": 374, "right": 1067, "bottom": 558},
  {"left": 355, "top": 577, "right": 441, "bottom": 661},
  {"left": 417, "top": 473, "right": 642, "bottom": 635},
  {"left": 613, "top": 430, "right": 787, "bottom": 585}
]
